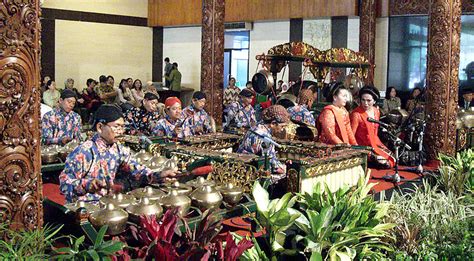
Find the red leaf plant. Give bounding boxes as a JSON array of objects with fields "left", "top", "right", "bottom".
[
  {"left": 223, "top": 232, "right": 254, "bottom": 261},
  {"left": 130, "top": 208, "right": 180, "bottom": 260},
  {"left": 128, "top": 208, "right": 253, "bottom": 261}
]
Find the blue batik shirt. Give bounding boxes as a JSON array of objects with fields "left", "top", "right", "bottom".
[
  {"left": 288, "top": 104, "right": 316, "bottom": 126},
  {"left": 59, "top": 134, "right": 153, "bottom": 203},
  {"left": 151, "top": 114, "right": 186, "bottom": 138},
  {"left": 237, "top": 124, "right": 285, "bottom": 171},
  {"left": 225, "top": 101, "right": 257, "bottom": 128},
  {"left": 41, "top": 107, "right": 82, "bottom": 145},
  {"left": 181, "top": 104, "right": 213, "bottom": 136}
]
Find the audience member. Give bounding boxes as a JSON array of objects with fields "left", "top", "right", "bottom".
[
  {"left": 43, "top": 80, "right": 60, "bottom": 108},
  {"left": 382, "top": 86, "right": 401, "bottom": 115}
]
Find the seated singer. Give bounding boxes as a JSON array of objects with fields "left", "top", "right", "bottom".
[
  {"left": 224, "top": 89, "right": 257, "bottom": 130},
  {"left": 350, "top": 86, "right": 395, "bottom": 168},
  {"left": 59, "top": 105, "right": 176, "bottom": 203},
  {"left": 152, "top": 97, "right": 186, "bottom": 138},
  {"left": 237, "top": 105, "right": 289, "bottom": 174},
  {"left": 317, "top": 83, "right": 357, "bottom": 145}
]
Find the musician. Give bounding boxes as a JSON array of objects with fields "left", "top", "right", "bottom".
[
  {"left": 41, "top": 89, "right": 82, "bottom": 145},
  {"left": 124, "top": 92, "right": 162, "bottom": 136},
  {"left": 317, "top": 83, "right": 357, "bottom": 145},
  {"left": 181, "top": 91, "right": 214, "bottom": 136},
  {"left": 59, "top": 105, "right": 176, "bottom": 203},
  {"left": 287, "top": 89, "right": 316, "bottom": 127},
  {"left": 350, "top": 86, "right": 395, "bottom": 168},
  {"left": 152, "top": 97, "right": 186, "bottom": 138},
  {"left": 224, "top": 89, "right": 257, "bottom": 130},
  {"left": 237, "top": 105, "right": 289, "bottom": 174}
]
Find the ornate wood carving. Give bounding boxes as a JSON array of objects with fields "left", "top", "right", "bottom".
[
  {"left": 425, "top": 0, "right": 462, "bottom": 158},
  {"left": 0, "top": 0, "right": 42, "bottom": 230},
  {"left": 462, "top": 0, "right": 474, "bottom": 12},
  {"left": 389, "top": 0, "right": 429, "bottom": 15},
  {"left": 390, "top": 0, "right": 472, "bottom": 15},
  {"left": 200, "top": 0, "right": 225, "bottom": 126},
  {"left": 359, "top": 0, "right": 376, "bottom": 85}
]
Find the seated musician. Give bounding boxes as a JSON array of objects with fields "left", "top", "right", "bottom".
[
  {"left": 317, "top": 83, "right": 357, "bottom": 145},
  {"left": 152, "top": 97, "right": 186, "bottom": 138},
  {"left": 350, "top": 86, "right": 395, "bottom": 168},
  {"left": 287, "top": 89, "right": 316, "bottom": 127},
  {"left": 124, "top": 92, "right": 162, "bottom": 136},
  {"left": 59, "top": 105, "right": 176, "bottom": 203},
  {"left": 181, "top": 91, "right": 215, "bottom": 136},
  {"left": 237, "top": 105, "right": 289, "bottom": 174},
  {"left": 224, "top": 89, "right": 257, "bottom": 131},
  {"left": 41, "top": 89, "right": 82, "bottom": 145}
]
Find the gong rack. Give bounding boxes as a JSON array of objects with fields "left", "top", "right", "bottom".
[
  {"left": 161, "top": 144, "right": 266, "bottom": 193},
  {"left": 255, "top": 42, "right": 371, "bottom": 88}
]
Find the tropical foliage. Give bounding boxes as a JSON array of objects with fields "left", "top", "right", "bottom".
[
  {"left": 386, "top": 180, "right": 474, "bottom": 259},
  {"left": 248, "top": 173, "right": 395, "bottom": 260},
  {"left": 0, "top": 223, "right": 63, "bottom": 260},
  {"left": 52, "top": 225, "right": 125, "bottom": 260}
]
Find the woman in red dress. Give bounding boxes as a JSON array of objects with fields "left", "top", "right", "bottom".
[
  {"left": 350, "top": 86, "right": 394, "bottom": 168},
  {"left": 317, "top": 83, "right": 357, "bottom": 145}
]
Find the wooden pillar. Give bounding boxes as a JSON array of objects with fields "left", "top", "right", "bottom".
[
  {"left": 359, "top": 0, "right": 376, "bottom": 84},
  {"left": 0, "top": 1, "right": 43, "bottom": 230},
  {"left": 200, "top": 0, "right": 225, "bottom": 126},
  {"left": 425, "top": 0, "right": 462, "bottom": 158},
  {"left": 152, "top": 27, "right": 164, "bottom": 82}
]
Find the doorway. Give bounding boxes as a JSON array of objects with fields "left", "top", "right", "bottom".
[{"left": 223, "top": 31, "right": 250, "bottom": 88}]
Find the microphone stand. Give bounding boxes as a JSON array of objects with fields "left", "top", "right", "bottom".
[
  {"left": 400, "top": 120, "right": 426, "bottom": 175},
  {"left": 380, "top": 126, "right": 411, "bottom": 183}
]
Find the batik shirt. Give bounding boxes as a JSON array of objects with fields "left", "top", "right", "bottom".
[
  {"left": 237, "top": 124, "right": 285, "bottom": 172},
  {"left": 225, "top": 101, "right": 257, "bottom": 128},
  {"left": 59, "top": 134, "right": 153, "bottom": 203},
  {"left": 41, "top": 107, "right": 82, "bottom": 145},
  {"left": 124, "top": 106, "right": 162, "bottom": 136},
  {"left": 151, "top": 115, "right": 186, "bottom": 138},
  {"left": 223, "top": 86, "right": 241, "bottom": 107},
  {"left": 288, "top": 104, "right": 316, "bottom": 126},
  {"left": 181, "top": 104, "right": 213, "bottom": 136}
]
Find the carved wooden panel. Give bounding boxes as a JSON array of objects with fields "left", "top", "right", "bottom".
[
  {"left": 389, "top": 0, "right": 429, "bottom": 15},
  {"left": 201, "top": 0, "right": 225, "bottom": 126},
  {"left": 0, "top": 1, "right": 42, "bottom": 230},
  {"left": 359, "top": 0, "right": 376, "bottom": 85},
  {"left": 390, "top": 0, "right": 472, "bottom": 15},
  {"left": 462, "top": 0, "right": 474, "bottom": 12},
  {"left": 425, "top": 0, "right": 462, "bottom": 158}
]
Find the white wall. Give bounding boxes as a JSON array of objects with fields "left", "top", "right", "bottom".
[
  {"left": 249, "top": 21, "right": 290, "bottom": 83},
  {"left": 375, "top": 18, "right": 389, "bottom": 91},
  {"left": 55, "top": 20, "right": 152, "bottom": 90},
  {"left": 163, "top": 26, "right": 202, "bottom": 90},
  {"left": 41, "top": 0, "right": 148, "bottom": 17}
]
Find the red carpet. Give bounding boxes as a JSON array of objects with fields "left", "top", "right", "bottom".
[
  {"left": 369, "top": 160, "right": 438, "bottom": 193},
  {"left": 43, "top": 183, "right": 66, "bottom": 205}
]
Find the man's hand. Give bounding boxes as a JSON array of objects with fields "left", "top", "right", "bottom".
[
  {"left": 174, "top": 127, "right": 182, "bottom": 135},
  {"left": 87, "top": 178, "right": 107, "bottom": 193},
  {"left": 150, "top": 168, "right": 178, "bottom": 183},
  {"left": 61, "top": 137, "right": 72, "bottom": 145}
]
